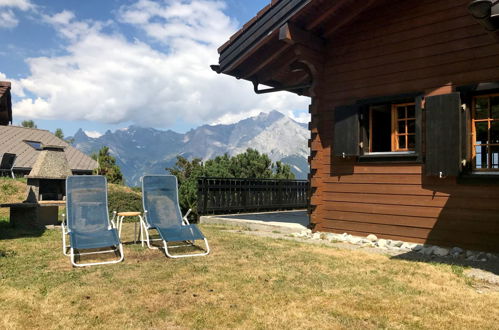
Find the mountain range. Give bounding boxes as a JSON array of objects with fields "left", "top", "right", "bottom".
[{"left": 71, "top": 110, "right": 310, "bottom": 186}]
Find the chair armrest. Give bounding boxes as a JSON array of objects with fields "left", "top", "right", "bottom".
[
  {"left": 142, "top": 210, "right": 150, "bottom": 227},
  {"left": 182, "top": 209, "right": 192, "bottom": 225},
  {"left": 61, "top": 213, "right": 69, "bottom": 234},
  {"left": 110, "top": 210, "right": 117, "bottom": 229}
]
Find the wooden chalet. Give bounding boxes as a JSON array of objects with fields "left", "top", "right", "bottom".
[{"left": 213, "top": 0, "right": 499, "bottom": 251}]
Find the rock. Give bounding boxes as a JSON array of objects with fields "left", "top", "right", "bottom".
[
  {"left": 301, "top": 229, "right": 312, "bottom": 235},
  {"left": 391, "top": 240, "right": 404, "bottom": 248},
  {"left": 421, "top": 246, "right": 434, "bottom": 256},
  {"left": 466, "top": 250, "right": 476, "bottom": 258},
  {"left": 433, "top": 247, "right": 449, "bottom": 257},
  {"left": 366, "top": 234, "right": 378, "bottom": 242},
  {"left": 349, "top": 237, "right": 362, "bottom": 244},
  {"left": 311, "top": 232, "right": 322, "bottom": 240},
  {"left": 360, "top": 239, "right": 371, "bottom": 244},
  {"left": 401, "top": 242, "right": 416, "bottom": 250},
  {"left": 450, "top": 247, "right": 464, "bottom": 256},
  {"left": 476, "top": 252, "right": 488, "bottom": 261},
  {"left": 325, "top": 233, "right": 339, "bottom": 241},
  {"left": 377, "top": 239, "right": 388, "bottom": 248},
  {"left": 412, "top": 244, "right": 424, "bottom": 252}
]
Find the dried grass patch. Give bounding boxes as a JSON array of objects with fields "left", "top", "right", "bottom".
[{"left": 0, "top": 222, "right": 498, "bottom": 329}]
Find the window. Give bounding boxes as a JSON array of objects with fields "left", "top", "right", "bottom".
[
  {"left": 368, "top": 102, "right": 416, "bottom": 153},
  {"left": 472, "top": 94, "right": 499, "bottom": 171},
  {"left": 24, "top": 140, "right": 43, "bottom": 150}
]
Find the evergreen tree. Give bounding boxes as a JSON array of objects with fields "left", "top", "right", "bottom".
[
  {"left": 92, "top": 146, "right": 124, "bottom": 184},
  {"left": 166, "top": 149, "right": 296, "bottom": 216},
  {"left": 229, "top": 148, "right": 274, "bottom": 178},
  {"left": 273, "top": 160, "right": 295, "bottom": 179},
  {"left": 21, "top": 120, "right": 37, "bottom": 128},
  {"left": 54, "top": 128, "right": 64, "bottom": 139},
  {"left": 54, "top": 128, "right": 75, "bottom": 144},
  {"left": 167, "top": 156, "right": 204, "bottom": 212}
]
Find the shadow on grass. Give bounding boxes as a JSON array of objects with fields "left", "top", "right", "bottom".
[
  {"left": 390, "top": 251, "right": 499, "bottom": 276},
  {"left": 0, "top": 218, "right": 45, "bottom": 240}
]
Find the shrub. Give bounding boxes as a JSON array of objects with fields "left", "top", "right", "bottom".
[{"left": 107, "top": 190, "right": 142, "bottom": 220}]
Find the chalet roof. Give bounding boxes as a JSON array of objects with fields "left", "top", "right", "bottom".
[
  {"left": 0, "top": 125, "right": 97, "bottom": 172},
  {"left": 0, "top": 81, "right": 10, "bottom": 98},
  {"left": 212, "top": 0, "right": 387, "bottom": 95},
  {"left": 0, "top": 81, "right": 12, "bottom": 125}
]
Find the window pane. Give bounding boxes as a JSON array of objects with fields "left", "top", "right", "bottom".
[
  {"left": 491, "top": 97, "right": 499, "bottom": 119},
  {"left": 492, "top": 146, "right": 499, "bottom": 169},
  {"left": 475, "top": 145, "right": 487, "bottom": 168},
  {"left": 407, "top": 105, "right": 415, "bottom": 118},
  {"left": 491, "top": 121, "right": 499, "bottom": 144},
  {"left": 475, "top": 122, "right": 488, "bottom": 144},
  {"left": 397, "top": 107, "right": 406, "bottom": 119},
  {"left": 408, "top": 135, "right": 416, "bottom": 149},
  {"left": 398, "top": 135, "right": 406, "bottom": 149},
  {"left": 407, "top": 119, "right": 416, "bottom": 133},
  {"left": 475, "top": 97, "right": 489, "bottom": 119},
  {"left": 398, "top": 120, "right": 406, "bottom": 133}
]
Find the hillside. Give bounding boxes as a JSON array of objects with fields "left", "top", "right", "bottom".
[
  {"left": 72, "top": 111, "right": 309, "bottom": 185},
  {"left": 0, "top": 178, "right": 141, "bottom": 219},
  {"left": 0, "top": 178, "right": 26, "bottom": 218}
]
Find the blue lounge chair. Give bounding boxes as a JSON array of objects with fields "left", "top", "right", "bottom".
[
  {"left": 62, "top": 175, "right": 124, "bottom": 267},
  {"left": 141, "top": 175, "right": 209, "bottom": 258}
]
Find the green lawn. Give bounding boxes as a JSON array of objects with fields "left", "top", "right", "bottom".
[{"left": 0, "top": 218, "right": 498, "bottom": 329}]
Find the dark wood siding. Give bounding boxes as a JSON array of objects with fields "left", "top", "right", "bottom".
[{"left": 310, "top": 0, "right": 499, "bottom": 251}]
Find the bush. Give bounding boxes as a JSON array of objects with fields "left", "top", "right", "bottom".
[{"left": 107, "top": 190, "right": 142, "bottom": 220}]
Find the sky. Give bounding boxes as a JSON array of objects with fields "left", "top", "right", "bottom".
[{"left": 0, "top": 0, "right": 310, "bottom": 138}]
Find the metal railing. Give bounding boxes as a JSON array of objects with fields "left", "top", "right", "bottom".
[{"left": 197, "top": 177, "right": 308, "bottom": 215}]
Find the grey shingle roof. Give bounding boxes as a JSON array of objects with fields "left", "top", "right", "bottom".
[{"left": 0, "top": 125, "right": 97, "bottom": 172}]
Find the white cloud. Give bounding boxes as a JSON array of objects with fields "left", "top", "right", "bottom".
[
  {"left": 0, "top": 0, "right": 33, "bottom": 11},
  {"left": 286, "top": 110, "right": 310, "bottom": 124},
  {"left": 0, "top": 10, "right": 19, "bottom": 28},
  {"left": 84, "top": 130, "right": 103, "bottom": 138},
  {"left": 0, "top": 0, "right": 34, "bottom": 29},
  {"left": 12, "top": 1, "right": 310, "bottom": 128}
]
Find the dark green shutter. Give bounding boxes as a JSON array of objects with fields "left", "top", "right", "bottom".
[
  {"left": 425, "top": 93, "right": 462, "bottom": 176},
  {"left": 333, "top": 105, "right": 359, "bottom": 157}
]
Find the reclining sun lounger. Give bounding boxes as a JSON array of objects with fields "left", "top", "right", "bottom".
[
  {"left": 141, "top": 175, "right": 209, "bottom": 258},
  {"left": 62, "top": 175, "right": 124, "bottom": 267}
]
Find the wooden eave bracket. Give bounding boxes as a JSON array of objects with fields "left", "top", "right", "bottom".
[{"left": 278, "top": 23, "right": 325, "bottom": 54}]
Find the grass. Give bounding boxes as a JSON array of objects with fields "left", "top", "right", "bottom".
[{"left": 0, "top": 220, "right": 498, "bottom": 329}]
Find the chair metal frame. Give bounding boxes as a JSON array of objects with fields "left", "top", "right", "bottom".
[
  {"left": 0, "top": 153, "right": 16, "bottom": 179},
  {"left": 141, "top": 176, "right": 210, "bottom": 258},
  {"left": 63, "top": 176, "right": 124, "bottom": 267}
]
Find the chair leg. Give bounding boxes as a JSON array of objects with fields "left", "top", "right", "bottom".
[
  {"left": 163, "top": 238, "right": 210, "bottom": 258},
  {"left": 70, "top": 244, "right": 124, "bottom": 267}
]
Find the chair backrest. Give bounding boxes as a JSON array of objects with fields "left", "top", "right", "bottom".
[
  {"left": 142, "top": 175, "right": 183, "bottom": 228},
  {"left": 66, "top": 175, "right": 110, "bottom": 233},
  {"left": 0, "top": 153, "right": 16, "bottom": 170}
]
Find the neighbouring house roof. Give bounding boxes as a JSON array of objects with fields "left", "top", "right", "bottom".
[
  {"left": 0, "top": 81, "right": 12, "bottom": 125},
  {"left": 0, "top": 125, "right": 97, "bottom": 172}
]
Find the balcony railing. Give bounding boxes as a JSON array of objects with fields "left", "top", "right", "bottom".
[{"left": 197, "top": 177, "right": 309, "bottom": 215}]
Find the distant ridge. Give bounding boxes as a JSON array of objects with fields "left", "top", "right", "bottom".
[{"left": 71, "top": 110, "right": 309, "bottom": 185}]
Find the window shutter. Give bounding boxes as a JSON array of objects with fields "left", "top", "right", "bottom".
[
  {"left": 333, "top": 105, "right": 359, "bottom": 157},
  {"left": 425, "top": 93, "right": 462, "bottom": 176}
]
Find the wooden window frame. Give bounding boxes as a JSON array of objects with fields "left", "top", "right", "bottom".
[
  {"left": 471, "top": 93, "right": 499, "bottom": 172},
  {"left": 392, "top": 103, "right": 416, "bottom": 152},
  {"left": 368, "top": 102, "right": 416, "bottom": 153}
]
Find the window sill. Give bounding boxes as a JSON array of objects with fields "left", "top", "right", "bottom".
[
  {"left": 458, "top": 172, "right": 499, "bottom": 185},
  {"left": 358, "top": 152, "right": 420, "bottom": 163}
]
